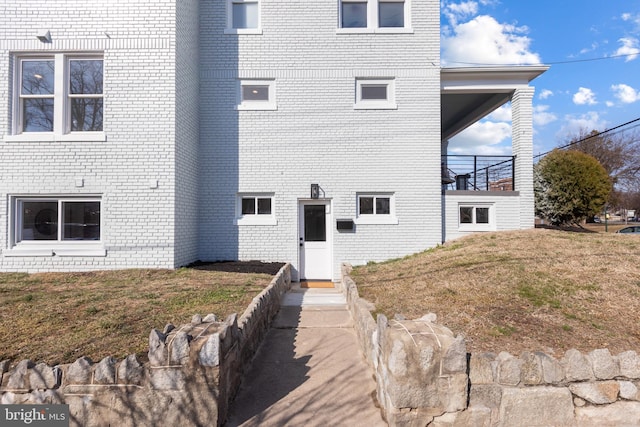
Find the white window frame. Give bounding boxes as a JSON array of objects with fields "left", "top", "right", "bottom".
[
  {"left": 4, "top": 195, "right": 106, "bottom": 257},
  {"left": 354, "top": 193, "right": 398, "bottom": 225},
  {"left": 5, "top": 53, "right": 105, "bottom": 143},
  {"left": 458, "top": 203, "right": 495, "bottom": 232},
  {"left": 237, "top": 79, "right": 277, "bottom": 111},
  {"left": 355, "top": 78, "right": 397, "bottom": 110},
  {"left": 235, "top": 193, "right": 277, "bottom": 226},
  {"left": 337, "top": 0, "right": 412, "bottom": 34},
  {"left": 225, "top": 0, "right": 262, "bottom": 35}
]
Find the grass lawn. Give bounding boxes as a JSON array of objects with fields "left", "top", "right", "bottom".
[
  {"left": 353, "top": 227, "right": 640, "bottom": 355},
  {"left": 0, "top": 263, "right": 281, "bottom": 366}
]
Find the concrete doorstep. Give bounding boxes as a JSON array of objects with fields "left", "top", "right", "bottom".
[{"left": 224, "top": 285, "right": 386, "bottom": 427}]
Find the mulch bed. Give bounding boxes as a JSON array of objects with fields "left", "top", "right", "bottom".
[{"left": 187, "top": 260, "right": 285, "bottom": 275}]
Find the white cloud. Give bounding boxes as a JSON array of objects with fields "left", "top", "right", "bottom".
[
  {"left": 555, "top": 112, "right": 607, "bottom": 140},
  {"left": 611, "top": 83, "right": 640, "bottom": 103},
  {"left": 487, "top": 104, "right": 511, "bottom": 122},
  {"left": 443, "top": 1, "right": 479, "bottom": 26},
  {"left": 606, "top": 101, "right": 615, "bottom": 107},
  {"left": 533, "top": 105, "right": 557, "bottom": 126},
  {"left": 573, "top": 87, "right": 597, "bottom": 105},
  {"left": 538, "top": 89, "right": 553, "bottom": 100},
  {"left": 615, "top": 37, "right": 639, "bottom": 61},
  {"left": 448, "top": 120, "right": 512, "bottom": 155},
  {"left": 441, "top": 15, "right": 541, "bottom": 65},
  {"left": 620, "top": 12, "right": 640, "bottom": 25}
]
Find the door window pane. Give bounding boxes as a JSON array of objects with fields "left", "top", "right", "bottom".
[
  {"left": 342, "top": 2, "right": 367, "bottom": 28},
  {"left": 304, "top": 205, "right": 326, "bottom": 242}
]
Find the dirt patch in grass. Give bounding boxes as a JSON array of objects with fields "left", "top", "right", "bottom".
[
  {"left": 0, "top": 262, "right": 283, "bottom": 366},
  {"left": 353, "top": 228, "right": 640, "bottom": 356}
]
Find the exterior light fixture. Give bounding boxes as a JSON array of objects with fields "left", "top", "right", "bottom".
[
  {"left": 310, "top": 184, "right": 320, "bottom": 199},
  {"left": 36, "top": 30, "right": 51, "bottom": 43}
]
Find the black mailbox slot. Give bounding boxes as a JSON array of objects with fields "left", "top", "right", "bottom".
[{"left": 336, "top": 219, "right": 354, "bottom": 231}]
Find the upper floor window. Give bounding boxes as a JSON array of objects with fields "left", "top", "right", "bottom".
[
  {"left": 237, "top": 79, "right": 276, "bottom": 110},
  {"left": 8, "top": 54, "right": 104, "bottom": 142},
  {"left": 226, "top": 0, "right": 261, "bottom": 34},
  {"left": 339, "top": 0, "right": 410, "bottom": 32},
  {"left": 355, "top": 78, "right": 397, "bottom": 110}
]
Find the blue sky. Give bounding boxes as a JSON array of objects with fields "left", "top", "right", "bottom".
[{"left": 442, "top": 1, "right": 640, "bottom": 157}]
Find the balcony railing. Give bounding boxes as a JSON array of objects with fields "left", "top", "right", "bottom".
[{"left": 442, "top": 155, "right": 515, "bottom": 191}]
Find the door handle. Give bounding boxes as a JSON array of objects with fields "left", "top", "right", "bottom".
[{"left": 300, "top": 237, "right": 304, "bottom": 247}]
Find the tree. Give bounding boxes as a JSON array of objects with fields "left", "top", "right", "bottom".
[
  {"left": 565, "top": 128, "right": 640, "bottom": 201},
  {"left": 534, "top": 149, "right": 612, "bottom": 226}
]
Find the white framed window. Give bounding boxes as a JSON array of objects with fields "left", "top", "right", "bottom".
[
  {"left": 458, "top": 204, "right": 495, "bottom": 231},
  {"left": 226, "top": 0, "right": 262, "bottom": 35},
  {"left": 355, "top": 193, "right": 398, "bottom": 225},
  {"left": 6, "top": 54, "right": 104, "bottom": 143},
  {"left": 338, "top": 0, "right": 411, "bottom": 33},
  {"left": 5, "top": 196, "right": 105, "bottom": 257},
  {"left": 235, "top": 193, "right": 277, "bottom": 225},
  {"left": 237, "top": 79, "right": 277, "bottom": 110},
  {"left": 355, "top": 78, "right": 397, "bottom": 110}
]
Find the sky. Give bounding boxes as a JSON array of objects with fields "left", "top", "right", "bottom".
[{"left": 442, "top": 0, "right": 640, "bottom": 157}]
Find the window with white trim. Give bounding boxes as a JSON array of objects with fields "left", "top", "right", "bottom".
[
  {"left": 5, "top": 196, "right": 106, "bottom": 257},
  {"left": 339, "top": 0, "right": 410, "bottom": 32},
  {"left": 226, "top": 0, "right": 261, "bottom": 34},
  {"left": 8, "top": 54, "right": 104, "bottom": 141},
  {"left": 16, "top": 198, "right": 101, "bottom": 242},
  {"left": 355, "top": 78, "right": 397, "bottom": 109},
  {"left": 355, "top": 193, "right": 398, "bottom": 224},
  {"left": 458, "top": 204, "right": 495, "bottom": 231},
  {"left": 237, "top": 79, "right": 276, "bottom": 110},
  {"left": 236, "top": 193, "right": 276, "bottom": 225}
]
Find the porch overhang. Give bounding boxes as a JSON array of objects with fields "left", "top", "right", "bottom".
[{"left": 441, "top": 66, "right": 549, "bottom": 141}]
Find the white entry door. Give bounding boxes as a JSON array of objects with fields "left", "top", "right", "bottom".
[{"left": 298, "top": 201, "right": 332, "bottom": 280}]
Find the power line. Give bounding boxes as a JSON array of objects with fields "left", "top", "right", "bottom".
[
  {"left": 533, "top": 117, "right": 640, "bottom": 160},
  {"left": 446, "top": 51, "right": 640, "bottom": 67}
]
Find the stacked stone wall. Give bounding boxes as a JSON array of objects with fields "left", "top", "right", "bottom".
[
  {"left": 0, "top": 264, "right": 291, "bottom": 426},
  {"left": 342, "top": 263, "right": 640, "bottom": 426}
]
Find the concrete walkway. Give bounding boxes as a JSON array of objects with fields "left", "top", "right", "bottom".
[{"left": 225, "top": 284, "right": 386, "bottom": 427}]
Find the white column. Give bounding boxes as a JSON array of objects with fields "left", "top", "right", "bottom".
[{"left": 511, "top": 87, "right": 535, "bottom": 229}]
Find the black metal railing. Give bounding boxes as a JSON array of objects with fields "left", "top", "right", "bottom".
[{"left": 442, "top": 155, "right": 515, "bottom": 191}]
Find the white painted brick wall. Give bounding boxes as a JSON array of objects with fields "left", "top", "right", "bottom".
[
  {"left": 1, "top": 0, "right": 444, "bottom": 275},
  {"left": 0, "top": 0, "right": 197, "bottom": 272},
  {"left": 198, "top": 0, "right": 443, "bottom": 280}
]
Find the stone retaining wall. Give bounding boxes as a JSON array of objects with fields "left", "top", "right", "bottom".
[
  {"left": 0, "top": 263, "right": 291, "bottom": 427},
  {"left": 341, "top": 263, "right": 640, "bottom": 426}
]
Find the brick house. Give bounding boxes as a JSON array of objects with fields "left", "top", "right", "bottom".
[{"left": 0, "top": 0, "right": 546, "bottom": 279}]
